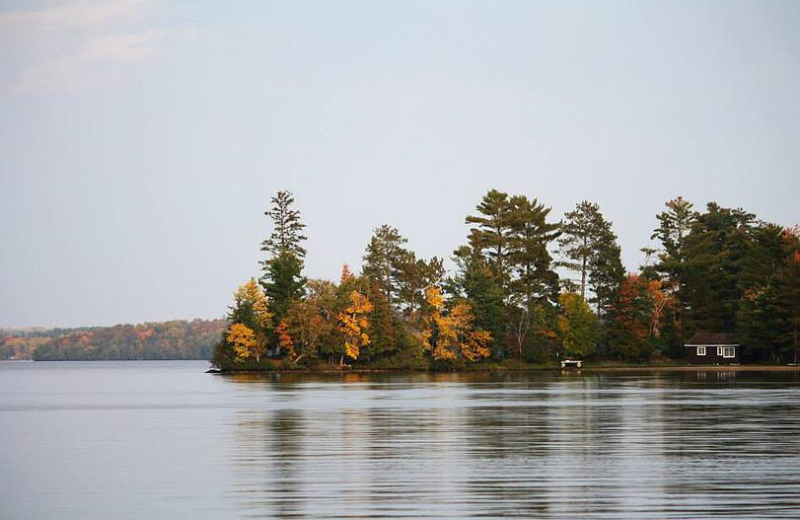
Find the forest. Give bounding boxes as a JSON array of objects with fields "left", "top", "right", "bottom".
[
  {"left": 212, "top": 190, "right": 800, "bottom": 371},
  {"left": 0, "top": 320, "right": 225, "bottom": 361}
]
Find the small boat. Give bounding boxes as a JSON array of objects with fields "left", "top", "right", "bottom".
[{"left": 560, "top": 359, "right": 583, "bottom": 369}]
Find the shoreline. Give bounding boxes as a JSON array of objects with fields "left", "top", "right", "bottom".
[{"left": 209, "top": 364, "right": 800, "bottom": 375}]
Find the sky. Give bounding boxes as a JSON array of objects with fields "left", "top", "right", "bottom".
[{"left": 1, "top": 0, "right": 798, "bottom": 328}]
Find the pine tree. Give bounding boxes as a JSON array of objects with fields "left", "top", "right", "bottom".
[
  {"left": 261, "top": 190, "right": 307, "bottom": 258},
  {"left": 681, "top": 203, "right": 756, "bottom": 333},
  {"left": 557, "top": 201, "right": 617, "bottom": 300},
  {"left": 362, "top": 225, "right": 408, "bottom": 305},
  {"left": 260, "top": 191, "right": 307, "bottom": 324},
  {"left": 451, "top": 245, "right": 507, "bottom": 358},
  {"left": 466, "top": 189, "right": 513, "bottom": 283},
  {"left": 505, "top": 195, "right": 561, "bottom": 361}
]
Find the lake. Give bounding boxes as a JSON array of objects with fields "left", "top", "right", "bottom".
[{"left": 1, "top": 361, "right": 799, "bottom": 519}]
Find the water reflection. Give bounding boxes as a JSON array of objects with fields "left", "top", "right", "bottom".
[{"left": 222, "top": 371, "right": 800, "bottom": 519}]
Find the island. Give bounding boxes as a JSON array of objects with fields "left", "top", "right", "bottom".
[{"left": 211, "top": 189, "right": 800, "bottom": 373}]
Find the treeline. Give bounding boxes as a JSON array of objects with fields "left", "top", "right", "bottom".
[
  {"left": 212, "top": 190, "right": 800, "bottom": 370},
  {"left": 0, "top": 320, "right": 226, "bottom": 361}
]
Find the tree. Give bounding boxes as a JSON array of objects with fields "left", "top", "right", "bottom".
[
  {"left": 738, "top": 227, "right": 800, "bottom": 362},
  {"left": 262, "top": 253, "right": 306, "bottom": 322},
  {"left": 451, "top": 245, "right": 507, "bottom": 358},
  {"left": 466, "top": 189, "right": 513, "bottom": 283},
  {"left": 557, "top": 292, "right": 597, "bottom": 359},
  {"left": 227, "top": 323, "right": 261, "bottom": 362},
  {"left": 557, "top": 201, "right": 624, "bottom": 312},
  {"left": 420, "top": 286, "right": 492, "bottom": 365},
  {"left": 558, "top": 201, "right": 609, "bottom": 299},
  {"left": 589, "top": 231, "right": 626, "bottom": 316},
  {"left": 338, "top": 290, "right": 373, "bottom": 364},
  {"left": 229, "top": 279, "right": 273, "bottom": 337},
  {"left": 261, "top": 190, "right": 307, "bottom": 258},
  {"left": 605, "top": 274, "right": 653, "bottom": 361},
  {"left": 280, "top": 279, "right": 338, "bottom": 363},
  {"left": 395, "top": 254, "right": 444, "bottom": 317},
  {"left": 681, "top": 203, "right": 756, "bottom": 333},
  {"left": 651, "top": 197, "right": 695, "bottom": 288},
  {"left": 362, "top": 225, "right": 407, "bottom": 305},
  {"left": 505, "top": 195, "right": 560, "bottom": 361},
  {"left": 260, "top": 191, "right": 308, "bottom": 324}
]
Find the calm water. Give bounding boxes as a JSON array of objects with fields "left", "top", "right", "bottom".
[{"left": 1, "top": 362, "right": 800, "bottom": 519}]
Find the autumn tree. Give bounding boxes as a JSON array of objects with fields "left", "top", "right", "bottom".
[
  {"left": 338, "top": 290, "right": 373, "bottom": 364},
  {"left": 229, "top": 279, "right": 273, "bottom": 336},
  {"left": 213, "top": 279, "right": 272, "bottom": 365},
  {"left": 557, "top": 292, "right": 597, "bottom": 359},
  {"left": 280, "top": 279, "right": 339, "bottom": 363},
  {"left": 420, "top": 286, "right": 492, "bottom": 365},
  {"left": 227, "top": 323, "right": 260, "bottom": 362},
  {"left": 605, "top": 274, "right": 653, "bottom": 361}
]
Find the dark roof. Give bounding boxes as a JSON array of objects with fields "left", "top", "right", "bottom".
[{"left": 685, "top": 332, "right": 739, "bottom": 346}]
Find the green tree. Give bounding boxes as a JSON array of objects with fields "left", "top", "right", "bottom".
[
  {"left": 558, "top": 292, "right": 597, "bottom": 359},
  {"left": 505, "top": 195, "right": 561, "bottom": 361},
  {"left": 451, "top": 245, "right": 507, "bottom": 358},
  {"left": 260, "top": 191, "right": 307, "bottom": 324},
  {"left": 557, "top": 201, "right": 611, "bottom": 299},
  {"left": 466, "top": 189, "right": 513, "bottom": 283},
  {"left": 681, "top": 203, "right": 756, "bottom": 334},
  {"left": 261, "top": 190, "right": 307, "bottom": 258},
  {"left": 589, "top": 230, "right": 626, "bottom": 317},
  {"left": 362, "top": 225, "right": 407, "bottom": 305}
]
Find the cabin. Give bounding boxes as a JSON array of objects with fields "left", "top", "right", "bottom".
[{"left": 684, "top": 332, "right": 740, "bottom": 364}]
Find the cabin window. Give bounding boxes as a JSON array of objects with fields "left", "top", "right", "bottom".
[
  {"left": 697, "top": 346, "right": 706, "bottom": 356},
  {"left": 717, "top": 346, "right": 723, "bottom": 356},
  {"left": 722, "top": 346, "right": 736, "bottom": 358}
]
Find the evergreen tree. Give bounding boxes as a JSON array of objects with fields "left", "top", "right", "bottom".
[
  {"left": 395, "top": 254, "right": 444, "bottom": 317},
  {"left": 505, "top": 195, "right": 561, "bottom": 361},
  {"left": 555, "top": 200, "right": 625, "bottom": 313},
  {"left": 362, "top": 225, "right": 408, "bottom": 306},
  {"left": 589, "top": 231, "right": 626, "bottom": 317},
  {"left": 261, "top": 190, "right": 307, "bottom": 258},
  {"left": 260, "top": 191, "right": 308, "bottom": 323},
  {"left": 466, "top": 189, "right": 513, "bottom": 283},
  {"left": 738, "top": 227, "right": 800, "bottom": 362},
  {"left": 451, "top": 245, "right": 507, "bottom": 358},
  {"left": 557, "top": 201, "right": 611, "bottom": 299},
  {"left": 681, "top": 203, "right": 756, "bottom": 333}
]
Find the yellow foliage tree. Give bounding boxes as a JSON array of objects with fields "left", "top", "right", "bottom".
[
  {"left": 231, "top": 279, "right": 273, "bottom": 332},
  {"left": 227, "top": 323, "right": 259, "bottom": 362},
  {"left": 421, "top": 286, "right": 492, "bottom": 363},
  {"left": 338, "top": 290, "right": 373, "bottom": 362}
]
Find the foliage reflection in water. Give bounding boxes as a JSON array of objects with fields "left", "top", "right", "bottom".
[{"left": 224, "top": 370, "right": 800, "bottom": 519}]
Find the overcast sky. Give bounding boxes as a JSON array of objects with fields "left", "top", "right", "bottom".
[{"left": 1, "top": 0, "right": 798, "bottom": 328}]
